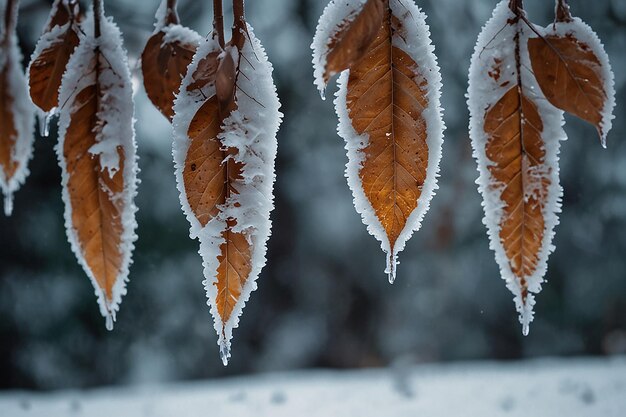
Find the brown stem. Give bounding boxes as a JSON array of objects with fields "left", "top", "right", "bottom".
[
  {"left": 213, "top": 0, "right": 225, "bottom": 48},
  {"left": 508, "top": 0, "right": 523, "bottom": 14},
  {"left": 93, "top": 0, "right": 102, "bottom": 38},
  {"left": 231, "top": 0, "right": 245, "bottom": 48},
  {"left": 3, "top": 0, "right": 19, "bottom": 43},
  {"left": 165, "top": 0, "right": 179, "bottom": 25},
  {"left": 555, "top": 0, "right": 573, "bottom": 23}
]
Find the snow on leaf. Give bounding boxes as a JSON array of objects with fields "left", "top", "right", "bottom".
[
  {"left": 28, "top": 0, "right": 81, "bottom": 131},
  {"left": 141, "top": 0, "right": 201, "bottom": 121},
  {"left": 0, "top": 0, "right": 35, "bottom": 216},
  {"left": 468, "top": 0, "right": 565, "bottom": 334},
  {"left": 56, "top": 5, "right": 139, "bottom": 329},
  {"left": 314, "top": 0, "right": 444, "bottom": 283},
  {"left": 173, "top": 20, "right": 282, "bottom": 365},
  {"left": 528, "top": 1, "right": 616, "bottom": 147}
]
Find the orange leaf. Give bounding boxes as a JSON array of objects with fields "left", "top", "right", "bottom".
[
  {"left": 57, "top": 6, "right": 138, "bottom": 329},
  {"left": 141, "top": 0, "right": 200, "bottom": 121},
  {"left": 28, "top": 0, "right": 80, "bottom": 116},
  {"left": 528, "top": 12, "right": 615, "bottom": 146},
  {"left": 173, "top": 20, "right": 281, "bottom": 364},
  {"left": 484, "top": 87, "right": 550, "bottom": 304},
  {"left": 0, "top": 0, "right": 35, "bottom": 215},
  {"left": 324, "top": 0, "right": 384, "bottom": 84},
  {"left": 313, "top": 0, "right": 444, "bottom": 282},
  {"left": 468, "top": 1, "right": 565, "bottom": 334}
]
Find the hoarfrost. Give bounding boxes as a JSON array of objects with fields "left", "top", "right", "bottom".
[{"left": 56, "top": 6, "right": 139, "bottom": 329}]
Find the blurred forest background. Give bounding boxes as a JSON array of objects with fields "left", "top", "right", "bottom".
[{"left": 1, "top": 0, "right": 625, "bottom": 390}]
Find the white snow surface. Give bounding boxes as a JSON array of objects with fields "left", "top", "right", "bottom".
[
  {"left": 1, "top": 357, "right": 625, "bottom": 417},
  {"left": 537, "top": 17, "right": 616, "bottom": 148},
  {"left": 332, "top": 0, "right": 444, "bottom": 283},
  {"left": 56, "top": 7, "right": 139, "bottom": 330},
  {"left": 0, "top": 0, "right": 35, "bottom": 216},
  {"left": 172, "top": 26, "right": 282, "bottom": 365},
  {"left": 311, "top": 0, "right": 367, "bottom": 97},
  {"left": 467, "top": 1, "right": 565, "bottom": 334}
]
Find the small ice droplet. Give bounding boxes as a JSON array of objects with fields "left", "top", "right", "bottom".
[
  {"left": 522, "top": 322, "right": 530, "bottom": 336},
  {"left": 105, "top": 314, "right": 114, "bottom": 331},
  {"left": 4, "top": 192, "right": 14, "bottom": 216},
  {"left": 601, "top": 136, "right": 607, "bottom": 149},
  {"left": 387, "top": 254, "right": 397, "bottom": 284},
  {"left": 37, "top": 110, "right": 53, "bottom": 137},
  {"left": 220, "top": 343, "right": 230, "bottom": 366},
  {"left": 320, "top": 88, "right": 326, "bottom": 101}
]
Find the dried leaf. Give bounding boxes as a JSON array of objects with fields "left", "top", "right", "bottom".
[
  {"left": 28, "top": 0, "right": 80, "bottom": 117},
  {"left": 141, "top": 0, "right": 201, "bottom": 120},
  {"left": 313, "top": 0, "right": 444, "bottom": 282},
  {"left": 173, "top": 21, "right": 282, "bottom": 364},
  {"left": 484, "top": 87, "right": 550, "bottom": 302},
  {"left": 57, "top": 6, "right": 138, "bottom": 329},
  {"left": 528, "top": 9, "right": 615, "bottom": 146},
  {"left": 468, "top": 1, "right": 564, "bottom": 334},
  {"left": 324, "top": 0, "right": 384, "bottom": 84},
  {"left": 0, "top": 0, "right": 35, "bottom": 215}
]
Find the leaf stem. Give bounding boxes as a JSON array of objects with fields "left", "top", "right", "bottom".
[
  {"left": 232, "top": 0, "right": 245, "bottom": 48},
  {"left": 213, "top": 0, "right": 225, "bottom": 48},
  {"left": 508, "top": 0, "right": 523, "bottom": 13},
  {"left": 166, "top": 0, "right": 179, "bottom": 25},
  {"left": 93, "top": 0, "right": 102, "bottom": 38},
  {"left": 555, "top": 0, "right": 573, "bottom": 23},
  {"left": 3, "top": 0, "right": 19, "bottom": 44}
]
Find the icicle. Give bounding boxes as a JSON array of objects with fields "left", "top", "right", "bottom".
[
  {"left": 320, "top": 88, "right": 326, "bottom": 101},
  {"left": 105, "top": 313, "right": 114, "bottom": 331},
  {"left": 3, "top": 191, "right": 14, "bottom": 216},
  {"left": 219, "top": 343, "right": 230, "bottom": 367},
  {"left": 522, "top": 322, "right": 530, "bottom": 336},
  {"left": 386, "top": 253, "right": 397, "bottom": 284},
  {"left": 37, "top": 109, "right": 54, "bottom": 137}
]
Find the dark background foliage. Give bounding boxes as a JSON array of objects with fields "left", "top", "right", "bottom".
[{"left": 1, "top": 0, "right": 625, "bottom": 390}]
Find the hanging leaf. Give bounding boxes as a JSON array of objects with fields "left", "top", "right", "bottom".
[
  {"left": 312, "top": 0, "right": 444, "bottom": 283},
  {"left": 468, "top": 0, "right": 565, "bottom": 334},
  {"left": 28, "top": 0, "right": 81, "bottom": 136},
  {"left": 528, "top": 0, "right": 615, "bottom": 147},
  {"left": 141, "top": 0, "right": 201, "bottom": 121},
  {"left": 173, "top": 12, "right": 282, "bottom": 365},
  {"left": 56, "top": 3, "right": 138, "bottom": 330},
  {"left": 0, "top": 0, "right": 35, "bottom": 216}
]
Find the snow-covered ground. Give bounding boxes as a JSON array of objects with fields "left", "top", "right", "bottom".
[{"left": 1, "top": 357, "right": 624, "bottom": 417}]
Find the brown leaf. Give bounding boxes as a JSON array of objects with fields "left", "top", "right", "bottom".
[
  {"left": 324, "top": 0, "right": 384, "bottom": 84},
  {"left": 63, "top": 84, "right": 126, "bottom": 301},
  {"left": 344, "top": 3, "right": 429, "bottom": 265},
  {"left": 141, "top": 0, "right": 199, "bottom": 120},
  {"left": 28, "top": 0, "right": 80, "bottom": 114},
  {"left": 484, "top": 86, "right": 551, "bottom": 302},
  {"left": 57, "top": 5, "right": 138, "bottom": 327},
  {"left": 215, "top": 220, "right": 252, "bottom": 325},
  {"left": 182, "top": 37, "right": 252, "bottom": 332},
  {"left": 0, "top": 67, "right": 19, "bottom": 182},
  {"left": 528, "top": 29, "right": 610, "bottom": 142}
]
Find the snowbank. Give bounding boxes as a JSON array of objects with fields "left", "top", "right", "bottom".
[{"left": 1, "top": 357, "right": 624, "bottom": 416}]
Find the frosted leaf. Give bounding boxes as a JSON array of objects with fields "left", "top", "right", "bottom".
[
  {"left": 467, "top": 1, "right": 565, "bottom": 333},
  {"left": 173, "top": 24, "right": 282, "bottom": 362},
  {"left": 0, "top": 0, "right": 36, "bottom": 216},
  {"left": 56, "top": 6, "right": 139, "bottom": 327}
]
